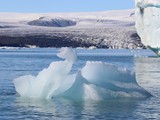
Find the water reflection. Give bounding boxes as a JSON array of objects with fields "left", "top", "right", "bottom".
[
  {"left": 135, "top": 57, "right": 160, "bottom": 97},
  {"left": 134, "top": 57, "right": 160, "bottom": 119},
  {"left": 15, "top": 97, "right": 142, "bottom": 119}
]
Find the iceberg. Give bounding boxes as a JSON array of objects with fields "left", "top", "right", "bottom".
[
  {"left": 13, "top": 47, "right": 77, "bottom": 99},
  {"left": 135, "top": 0, "right": 160, "bottom": 55},
  {"left": 13, "top": 48, "right": 151, "bottom": 100}
]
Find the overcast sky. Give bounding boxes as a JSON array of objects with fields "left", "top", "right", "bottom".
[{"left": 0, "top": 0, "right": 135, "bottom": 13}]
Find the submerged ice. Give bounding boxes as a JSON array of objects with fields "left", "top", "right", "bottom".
[
  {"left": 135, "top": 0, "right": 160, "bottom": 49},
  {"left": 13, "top": 48, "right": 151, "bottom": 100}
]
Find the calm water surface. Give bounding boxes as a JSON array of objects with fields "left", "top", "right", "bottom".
[{"left": 0, "top": 48, "right": 160, "bottom": 120}]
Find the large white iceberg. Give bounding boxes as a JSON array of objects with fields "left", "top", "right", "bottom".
[
  {"left": 135, "top": 0, "right": 160, "bottom": 54},
  {"left": 13, "top": 48, "right": 151, "bottom": 100}
]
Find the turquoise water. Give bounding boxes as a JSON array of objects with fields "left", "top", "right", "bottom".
[{"left": 0, "top": 48, "right": 160, "bottom": 119}]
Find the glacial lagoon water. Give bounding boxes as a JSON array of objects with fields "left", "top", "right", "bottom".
[{"left": 0, "top": 48, "right": 160, "bottom": 119}]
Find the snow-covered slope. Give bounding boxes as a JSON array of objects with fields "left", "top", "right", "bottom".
[
  {"left": 0, "top": 9, "right": 144, "bottom": 49},
  {"left": 135, "top": 0, "right": 160, "bottom": 52}
]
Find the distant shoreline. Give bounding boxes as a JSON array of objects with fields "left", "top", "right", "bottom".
[{"left": 0, "top": 34, "right": 146, "bottom": 49}]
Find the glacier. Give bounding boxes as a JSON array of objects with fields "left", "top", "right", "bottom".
[
  {"left": 13, "top": 48, "right": 151, "bottom": 100},
  {"left": 0, "top": 10, "right": 144, "bottom": 49},
  {"left": 135, "top": 0, "right": 160, "bottom": 55}
]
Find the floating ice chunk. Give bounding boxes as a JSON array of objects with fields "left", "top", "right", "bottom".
[
  {"left": 80, "top": 62, "right": 151, "bottom": 100},
  {"left": 135, "top": 0, "right": 160, "bottom": 55},
  {"left": 14, "top": 48, "right": 77, "bottom": 99},
  {"left": 13, "top": 48, "right": 151, "bottom": 100},
  {"left": 13, "top": 60, "right": 76, "bottom": 99}
]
